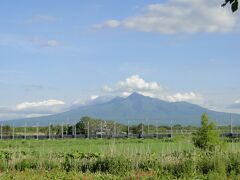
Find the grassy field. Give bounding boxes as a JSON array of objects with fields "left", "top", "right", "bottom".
[
  {"left": 0, "top": 137, "right": 193, "bottom": 154},
  {"left": 0, "top": 137, "right": 240, "bottom": 179}
]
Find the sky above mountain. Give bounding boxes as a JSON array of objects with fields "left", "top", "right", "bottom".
[{"left": 0, "top": 0, "right": 240, "bottom": 120}]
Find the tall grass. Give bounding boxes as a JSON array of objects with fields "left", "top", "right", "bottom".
[{"left": 0, "top": 138, "right": 240, "bottom": 179}]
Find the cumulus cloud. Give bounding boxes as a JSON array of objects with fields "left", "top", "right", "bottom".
[
  {"left": 117, "top": 75, "right": 162, "bottom": 92},
  {"left": 95, "top": 0, "right": 237, "bottom": 34},
  {"left": 102, "top": 75, "right": 202, "bottom": 103},
  {"left": 0, "top": 99, "right": 66, "bottom": 120},
  {"left": 167, "top": 92, "right": 202, "bottom": 102},
  {"left": 103, "top": 75, "right": 165, "bottom": 98},
  {"left": 16, "top": 100, "right": 65, "bottom": 111}
]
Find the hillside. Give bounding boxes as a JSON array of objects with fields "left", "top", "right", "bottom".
[{"left": 2, "top": 92, "right": 239, "bottom": 126}]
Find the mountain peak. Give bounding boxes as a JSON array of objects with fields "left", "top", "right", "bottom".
[
  {"left": 4, "top": 91, "right": 239, "bottom": 126},
  {"left": 127, "top": 92, "right": 145, "bottom": 99}
]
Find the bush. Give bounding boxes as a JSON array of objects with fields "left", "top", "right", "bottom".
[
  {"left": 0, "top": 159, "right": 8, "bottom": 171},
  {"left": 91, "top": 156, "right": 132, "bottom": 175},
  {"left": 162, "top": 158, "right": 195, "bottom": 178},
  {"left": 14, "top": 159, "right": 38, "bottom": 171},
  {"left": 138, "top": 159, "right": 161, "bottom": 171},
  {"left": 226, "top": 153, "right": 240, "bottom": 175},
  {"left": 196, "top": 153, "right": 215, "bottom": 174},
  {"left": 42, "top": 160, "right": 59, "bottom": 170},
  {"left": 207, "top": 171, "right": 226, "bottom": 180},
  {"left": 62, "top": 155, "right": 74, "bottom": 172},
  {"left": 0, "top": 151, "right": 12, "bottom": 161},
  {"left": 193, "top": 114, "right": 220, "bottom": 151}
]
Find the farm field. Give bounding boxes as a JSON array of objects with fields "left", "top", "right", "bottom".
[
  {"left": 0, "top": 137, "right": 240, "bottom": 179},
  {"left": 0, "top": 137, "right": 194, "bottom": 155}
]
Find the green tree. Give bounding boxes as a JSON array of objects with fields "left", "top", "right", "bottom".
[{"left": 193, "top": 114, "right": 220, "bottom": 151}]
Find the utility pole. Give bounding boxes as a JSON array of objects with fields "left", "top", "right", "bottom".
[
  {"left": 24, "top": 123, "right": 27, "bottom": 140},
  {"left": 147, "top": 119, "right": 149, "bottom": 135},
  {"left": 74, "top": 122, "right": 76, "bottom": 139},
  {"left": 141, "top": 119, "right": 144, "bottom": 137},
  {"left": 72, "top": 123, "right": 74, "bottom": 138},
  {"left": 170, "top": 120, "right": 173, "bottom": 138},
  {"left": 230, "top": 114, "right": 233, "bottom": 134},
  {"left": 127, "top": 121, "right": 130, "bottom": 138},
  {"left": 65, "top": 123, "right": 68, "bottom": 136},
  {"left": 114, "top": 121, "right": 116, "bottom": 138},
  {"left": 87, "top": 121, "right": 90, "bottom": 139},
  {"left": 61, "top": 123, "right": 64, "bottom": 139},
  {"left": 0, "top": 124, "right": 2, "bottom": 140},
  {"left": 101, "top": 121, "right": 103, "bottom": 139},
  {"left": 36, "top": 123, "right": 39, "bottom": 140},
  {"left": 12, "top": 124, "right": 15, "bottom": 140},
  {"left": 49, "top": 123, "right": 51, "bottom": 140},
  {"left": 156, "top": 120, "right": 158, "bottom": 139}
]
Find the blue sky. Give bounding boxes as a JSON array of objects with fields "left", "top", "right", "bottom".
[{"left": 0, "top": 0, "right": 240, "bottom": 120}]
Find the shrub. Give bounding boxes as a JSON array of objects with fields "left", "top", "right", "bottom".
[
  {"left": 62, "top": 155, "right": 74, "bottom": 172},
  {"left": 0, "top": 159, "right": 8, "bottom": 171},
  {"left": 91, "top": 156, "right": 132, "bottom": 175},
  {"left": 42, "top": 160, "right": 59, "bottom": 170},
  {"left": 226, "top": 153, "right": 240, "bottom": 175},
  {"left": 193, "top": 114, "right": 220, "bottom": 151},
  {"left": 14, "top": 159, "right": 38, "bottom": 171},
  {"left": 162, "top": 158, "right": 195, "bottom": 179},
  {"left": 196, "top": 153, "right": 215, "bottom": 174},
  {"left": 138, "top": 159, "right": 161, "bottom": 171},
  {"left": 207, "top": 171, "right": 226, "bottom": 180},
  {"left": 0, "top": 151, "right": 12, "bottom": 161}
]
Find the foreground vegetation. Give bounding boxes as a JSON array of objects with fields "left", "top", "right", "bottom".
[
  {"left": 0, "top": 137, "right": 239, "bottom": 179},
  {"left": 0, "top": 114, "right": 240, "bottom": 179}
]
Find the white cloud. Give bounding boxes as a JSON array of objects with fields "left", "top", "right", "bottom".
[
  {"left": 102, "top": 85, "right": 113, "bottom": 92},
  {"left": 95, "top": 0, "right": 237, "bottom": 34},
  {"left": 30, "top": 37, "right": 61, "bottom": 48},
  {"left": 167, "top": 92, "right": 202, "bottom": 102},
  {"left": 90, "top": 95, "right": 99, "bottom": 100},
  {"left": 0, "top": 100, "right": 66, "bottom": 120},
  {"left": 42, "top": 40, "right": 61, "bottom": 47},
  {"left": 102, "top": 75, "right": 164, "bottom": 97},
  {"left": 117, "top": 75, "right": 162, "bottom": 92},
  {"left": 0, "top": 34, "right": 61, "bottom": 49},
  {"left": 235, "top": 100, "right": 240, "bottom": 104},
  {"left": 105, "top": 20, "right": 121, "bottom": 28},
  {"left": 122, "top": 92, "right": 132, "bottom": 97},
  {"left": 227, "top": 99, "right": 240, "bottom": 110},
  {"left": 102, "top": 75, "right": 202, "bottom": 104},
  {"left": 16, "top": 100, "right": 65, "bottom": 110}
]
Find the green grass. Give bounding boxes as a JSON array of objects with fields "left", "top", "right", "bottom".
[
  {"left": 0, "top": 136, "right": 239, "bottom": 154},
  {"left": 0, "top": 137, "right": 194, "bottom": 155},
  {"left": 1, "top": 137, "right": 240, "bottom": 179}
]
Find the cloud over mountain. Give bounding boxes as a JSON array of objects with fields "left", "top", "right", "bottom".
[
  {"left": 102, "top": 75, "right": 202, "bottom": 104},
  {"left": 227, "top": 100, "right": 240, "bottom": 109},
  {"left": 0, "top": 100, "right": 66, "bottom": 120}
]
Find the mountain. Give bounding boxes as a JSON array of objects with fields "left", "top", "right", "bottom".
[
  {"left": 2, "top": 92, "right": 239, "bottom": 126},
  {"left": 86, "top": 96, "right": 115, "bottom": 106}
]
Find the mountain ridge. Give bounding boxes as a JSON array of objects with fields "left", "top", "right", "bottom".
[{"left": 1, "top": 92, "right": 239, "bottom": 126}]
